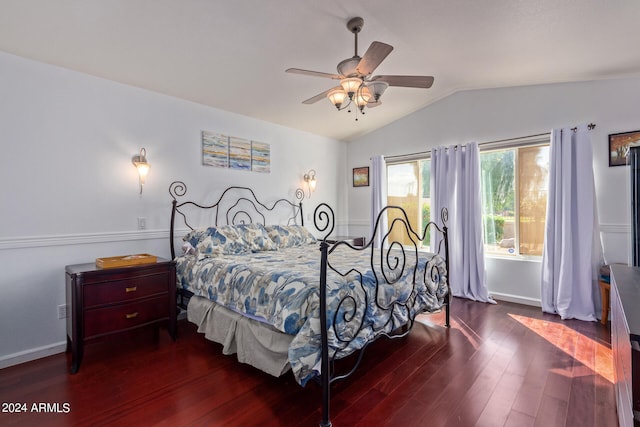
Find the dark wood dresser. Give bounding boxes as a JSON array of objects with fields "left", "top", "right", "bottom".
[
  {"left": 611, "top": 264, "right": 640, "bottom": 426},
  {"left": 65, "top": 258, "right": 176, "bottom": 373}
]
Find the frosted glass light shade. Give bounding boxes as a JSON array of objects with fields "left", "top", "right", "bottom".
[
  {"left": 366, "top": 81, "right": 389, "bottom": 101},
  {"left": 136, "top": 163, "right": 150, "bottom": 181},
  {"left": 340, "top": 77, "right": 363, "bottom": 98},
  {"left": 132, "top": 147, "right": 150, "bottom": 194},
  {"left": 355, "top": 87, "right": 371, "bottom": 107},
  {"left": 327, "top": 88, "right": 347, "bottom": 109}
]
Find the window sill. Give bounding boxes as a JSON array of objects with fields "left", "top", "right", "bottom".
[{"left": 485, "top": 253, "right": 542, "bottom": 262}]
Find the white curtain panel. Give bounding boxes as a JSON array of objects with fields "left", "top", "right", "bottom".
[
  {"left": 370, "top": 155, "right": 388, "bottom": 248},
  {"left": 431, "top": 142, "right": 495, "bottom": 303},
  {"left": 541, "top": 125, "right": 603, "bottom": 321}
]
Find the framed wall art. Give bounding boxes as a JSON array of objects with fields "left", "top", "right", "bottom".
[
  {"left": 251, "top": 141, "right": 271, "bottom": 173},
  {"left": 202, "top": 131, "right": 229, "bottom": 168},
  {"left": 353, "top": 166, "right": 369, "bottom": 187},
  {"left": 202, "top": 131, "right": 271, "bottom": 173},
  {"left": 609, "top": 130, "right": 640, "bottom": 167}
]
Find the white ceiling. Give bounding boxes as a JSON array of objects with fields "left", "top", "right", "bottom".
[{"left": 1, "top": 0, "right": 639, "bottom": 141}]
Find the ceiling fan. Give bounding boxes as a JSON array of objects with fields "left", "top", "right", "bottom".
[{"left": 286, "top": 17, "right": 434, "bottom": 119}]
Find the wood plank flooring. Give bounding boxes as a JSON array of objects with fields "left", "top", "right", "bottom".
[{"left": 0, "top": 298, "right": 616, "bottom": 426}]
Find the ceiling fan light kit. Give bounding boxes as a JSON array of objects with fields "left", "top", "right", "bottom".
[{"left": 286, "top": 16, "right": 434, "bottom": 121}]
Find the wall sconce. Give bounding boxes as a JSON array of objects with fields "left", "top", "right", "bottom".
[
  {"left": 132, "top": 148, "right": 150, "bottom": 194},
  {"left": 303, "top": 169, "right": 316, "bottom": 198}
]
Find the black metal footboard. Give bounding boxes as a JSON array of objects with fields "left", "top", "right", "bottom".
[{"left": 314, "top": 204, "right": 450, "bottom": 427}]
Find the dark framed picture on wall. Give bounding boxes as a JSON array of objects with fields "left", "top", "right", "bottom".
[
  {"left": 609, "top": 130, "right": 640, "bottom": 167},
  {"left": 353, "top": 167, "right": 369, "bottom": 187}
]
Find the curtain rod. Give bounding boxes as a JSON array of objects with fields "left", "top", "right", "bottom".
[{"left": 384, "top": 122, "right": 596, "bottom": 161}]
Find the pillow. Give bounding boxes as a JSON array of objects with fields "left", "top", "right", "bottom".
[
  {"left": 183, "top": 228, "right": 206, "bottom": 249},
  {"left": 264, "top": 225, "right": 317, "bottom": 248},
  {"left": 193, "top": 225, "right": 250, "bottom": 257},
  {"left": 183, "top": 223, "right": 278, "bottom": 256},
  {"left": 235, "top": 223, "right": 278, "bottom": 252}
]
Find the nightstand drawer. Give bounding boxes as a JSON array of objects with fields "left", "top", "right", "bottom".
[
  {"left": 84, "top": 295, "right": 170, "bottom": 338},
  {"left": 84, "top": 272, "right": 169, "bottom": 307}
]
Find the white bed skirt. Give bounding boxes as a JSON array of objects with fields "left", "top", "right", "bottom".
[{"left": 187, "top": 296, "right": 293, "bottom": 377}]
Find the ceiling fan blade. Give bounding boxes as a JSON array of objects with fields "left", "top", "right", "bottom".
[
  {"left": 371, "top": 75, "right": 434, "bottom": 88},
  {"left": 286, "top": 68, "right": 342, "bottom": 80},
  {"left": 357, "top": 41, "right": 393, "bottom": 76},
  {"left": 302, "top": 86, "right": 341, "bottom": 104}
]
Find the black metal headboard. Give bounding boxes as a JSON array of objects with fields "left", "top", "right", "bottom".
[{"left": 169, "top": 181, "right": 305, "bottom": 259}]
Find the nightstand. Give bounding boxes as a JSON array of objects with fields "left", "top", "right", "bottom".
[
  {"left": 65, "top": 258, "right": 176, "bottom": 374},
  {"left": 325, "top": 236, "right": 366, "bottom": 247}
]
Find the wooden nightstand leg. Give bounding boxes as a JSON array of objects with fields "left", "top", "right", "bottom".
[
  {"left": 70, "top": 340, "right": 83, "bottom": 374},
  {"left": 169, "top": 321, "right": 177, "bottom": 341}
]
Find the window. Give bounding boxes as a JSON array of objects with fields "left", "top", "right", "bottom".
[
  {"left": 386, "top": 139, "right": 550, "bottom": 258},
  {"left": 481, "top": 144, "right": 549, "bottom": 257},
  {"left": 386, "top": 160, "right": 431, "bottom": 249}
]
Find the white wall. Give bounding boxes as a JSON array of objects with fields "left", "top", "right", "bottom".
[
  {"left": 0, "top": 51, "right": 347, "bottom": 367},
  {"left": 347, "top": 77, "right": 640, "bottom": 305}
]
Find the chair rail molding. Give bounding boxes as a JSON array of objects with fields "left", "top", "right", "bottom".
[
  {"left": 600, "top": 223, "right": 630, "bottom": 234},
  {"left": 0, "top": 229, "right": 174, "bottom": 251}
]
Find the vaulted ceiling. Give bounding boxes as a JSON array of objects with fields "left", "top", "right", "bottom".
[{"left": 1, "top": 1, "right": 639, "bottom": 141}]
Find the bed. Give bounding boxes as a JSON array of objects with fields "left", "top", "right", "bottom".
[{"left": 169, "top": 181, "right": 450, "bottom": 426}]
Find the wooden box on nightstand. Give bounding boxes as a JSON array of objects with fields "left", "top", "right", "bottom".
[{"left": 65, "top": 257, "right": 176, "bottom": 373}]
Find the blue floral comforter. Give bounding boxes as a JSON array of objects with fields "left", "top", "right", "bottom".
[{"left": 175, "top": 242, "right": 448, "bottom": 385}]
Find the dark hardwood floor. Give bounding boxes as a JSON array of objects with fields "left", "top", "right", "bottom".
[{"left": 0, "top": 298, "right": 616, "bottom": 426}]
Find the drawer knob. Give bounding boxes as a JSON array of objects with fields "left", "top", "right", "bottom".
[
  {"left": 125, "top": 286, "right": 137, "bottom": 293},
  {"left": 126, "top": 312, "right": 139, "bottom": 319}
]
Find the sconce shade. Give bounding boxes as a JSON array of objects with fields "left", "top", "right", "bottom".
[
  {"left": 132, "top": 147, "right": 150, "bottom": 194},
  {"left": 136, "top": 163, "right": 150, "bottom": 180},
  {"left": 304, "top": 169, "right": 317, "bottom": 198}
]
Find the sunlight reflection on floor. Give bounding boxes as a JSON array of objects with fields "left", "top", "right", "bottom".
[
  {"left": 508, "top": 313, "right": 614, "bottom": 383},
  {"left": 417, "top": 311, "right": 482, "bottom": 349}
]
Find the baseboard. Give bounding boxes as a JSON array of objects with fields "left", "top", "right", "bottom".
[
  {"left": 490, "top": 292, "right": 542, "bottom": 307},
  {"left": 0, "top": 341, "right": 66, "bottom": 370}
]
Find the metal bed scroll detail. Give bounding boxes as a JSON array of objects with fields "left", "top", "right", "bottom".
[
  {"left": 169, "top": 181, "right": 305, "bottom": 259},
  {"left": 314, "top": 202, "right": 450, "bottom": 427}
]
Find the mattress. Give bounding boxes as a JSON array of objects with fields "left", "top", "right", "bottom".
[{"left": 175, "top": 242, "right": 447, "bottom": 385}]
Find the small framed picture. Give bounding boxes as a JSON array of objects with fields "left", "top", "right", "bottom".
[
  {"left": 609, "top": 130, "right": 640, "bottom": 167},
  {"left": 353, "top": 167, "right": 369, "bottom": 187}
]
